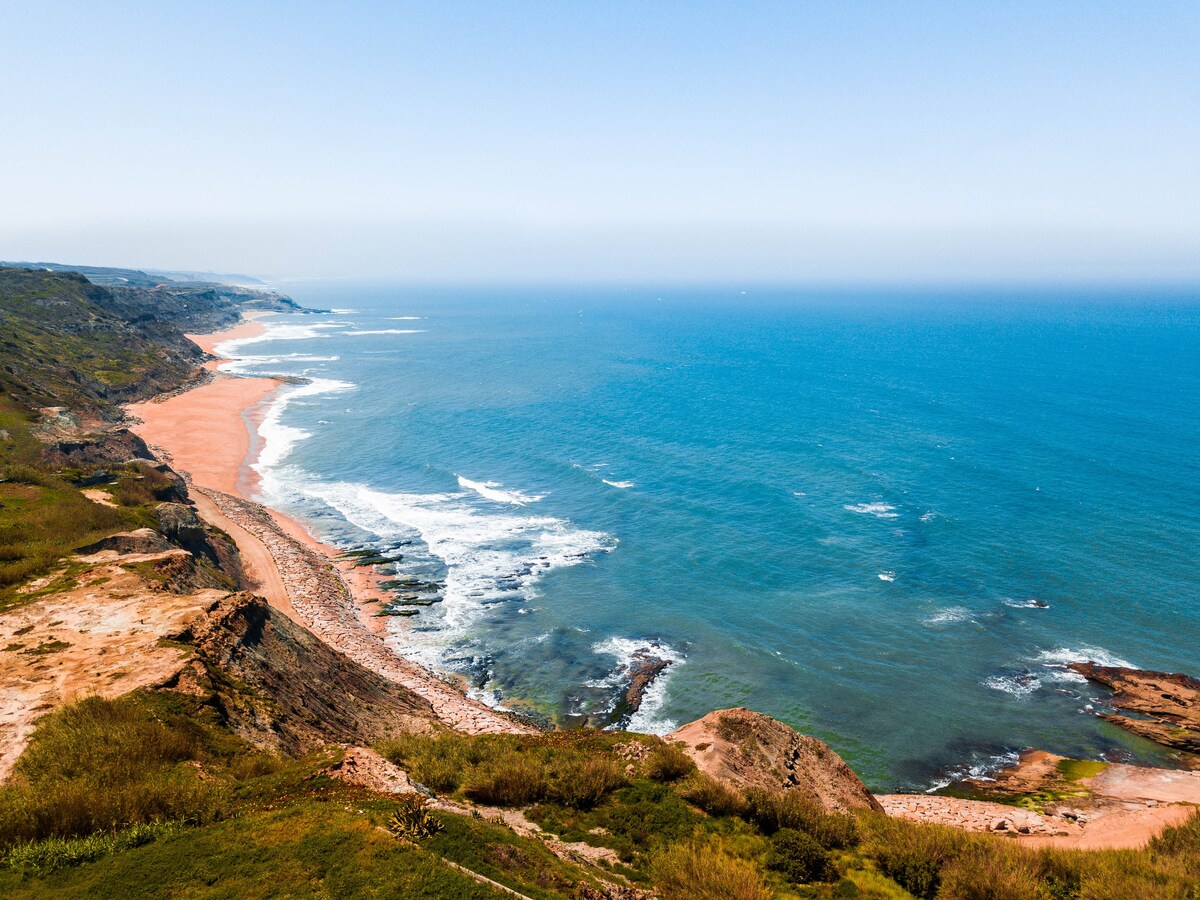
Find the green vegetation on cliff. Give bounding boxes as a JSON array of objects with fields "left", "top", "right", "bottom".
[
  {"left": 0, "top": 269, "right": 210, "bottom": 419},
  {"left": 1, "top": 694, "right": 1198, "bottom": 899}
]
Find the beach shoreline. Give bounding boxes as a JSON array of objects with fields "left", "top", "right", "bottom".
[{"left": 127, "top": 315, "right": 531, "bottom": 735}]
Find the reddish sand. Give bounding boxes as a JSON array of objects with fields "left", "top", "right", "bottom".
[
  {"left": 128, "top": 320, "right": 416, "bottom": 634},
  {"left": 127, "top": 316, "right": 298, "bottom": 615}
]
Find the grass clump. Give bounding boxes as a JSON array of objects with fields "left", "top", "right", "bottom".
[
  {"left": 463, "top": 754, "right": 549, "bottom": 807},
  {"left": 644, "top": 742, "right": 695, "bottom": 782},
  {"left": 745, "top": 788, "right": 859, "bottom": 849},
  {"left": 3, "top": 822, "right": 182, "bottom": 875},
  {"left": 0, "top": 695, "right": 230, "bottom": 849},
  {"left": 546, "top": 756, "right": 626, "bottom": 810},
  {"left": 651, "top": 836, "right": 771, "bottom": 900},
  {"left": 679, "top": 772, "right": 749, "bottom": 818}
]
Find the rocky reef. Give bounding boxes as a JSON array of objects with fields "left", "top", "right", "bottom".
[{"left": 1071, "top": 662, "right": 1200, "bottom": 755}]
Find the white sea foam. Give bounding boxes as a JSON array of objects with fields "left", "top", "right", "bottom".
[
  {"left": 1002, "top": 597, "right": 1049, "bottom": 609},
  {"left": 1033, "top": 647, "right": 1134, "bottom": 669},
  {"left": 218, "top": 352, "right": 340, "bottom": 375},
  {"left": 982, "top": 674, "right": 1041, "bottom": 697},
  {"left": 330, "top": 308, "right": 360, "bottom": 314},
  {"left": 925, "top": 750, "right": 1021, "bottom": 792},
  {"left": 602, "top": 479, "right": 635, "bottom": 489},
  {"left": 924, "top": 606, "right": 975, "bottom": 626},
  {"left": 214, "top": 322, "right": 348, "bottom": 359},
  {"left": 252, "top": 378, "right": 356, "bottom": 473},
  {"left": 919, "top": 511, "right": 938, "bottom": 522},
  {"left": 983, "top": 646, "right": 1137, "bottom": 701},
  {"left": 342, "top": 329, "right": 426, "bottom": 335},
  {"left": 456, "top": 476, "right": 544, "bottom": 505},
  {"left": 290, "top": 479, "right": 615, "bottom": 670},
  {"left": 592, "top": 637, "right": 684, "bottom": 734},
  {"left": 844, "top": 502, "right": 899, "bottom": 519},
  {"left": 387, "top": 316, "right": 424, "bottom": 320},
  {"left": 878, "top": 571, "right": 896, "bottom": 582}
]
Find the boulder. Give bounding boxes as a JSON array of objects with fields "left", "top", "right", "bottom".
[
  {"left": 669, "top": 707, "right": 883, "bottom": 813},
  {"left": 156, "top": 502, "right": 208, "bottom": 551}
]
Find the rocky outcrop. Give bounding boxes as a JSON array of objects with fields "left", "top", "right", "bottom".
[
  {"left": 669, "top": 707, "right": 883, "bottom": 813},
  {"left": 165, "top": 592, "right": 438, "bottom": 754},
  {"left": 319, "top": 747, "right": 421, "bottom": 795},
  {"left": 76, "top": 528, "right": 172, "bottom": 556},
  {"left": 39, "top": 428, "right": 155, "bottom": 468},
  {"left": 615, "top": 653, "right": 671, "bottom": 722},
  {"left": 1070, "top": 663, "right": 1200, "bottom": 754}
]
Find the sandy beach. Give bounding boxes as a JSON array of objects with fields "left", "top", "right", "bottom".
[{"left": 127, "top": 316, "right": 529, "bottom": 735}]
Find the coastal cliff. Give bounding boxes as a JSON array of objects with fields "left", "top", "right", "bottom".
[{"left": 2, "top": 265, "right": 1199, "bottom": 897}]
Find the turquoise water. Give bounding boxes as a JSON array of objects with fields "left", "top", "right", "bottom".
[{"left": 222, "top": 283, "right": 1200, "bottom": 790}]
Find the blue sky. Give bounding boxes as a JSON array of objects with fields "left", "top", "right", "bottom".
[{"left": 1, "top": 1, "right": 1197, "bottom": 281}]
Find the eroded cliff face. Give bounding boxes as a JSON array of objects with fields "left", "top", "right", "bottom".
[
  {"left": 165, "top": 592, "right": 437, "bottom": 754},
  {"left": 668, "top": 707, "right": 883, "bottom": 813}
]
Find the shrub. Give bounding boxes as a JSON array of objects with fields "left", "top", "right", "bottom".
[
  {"left": 645, "top": 743, "right": 695, "bottom": 782},
  {"left": 463, "top": 754, "right": 548, "bottom": 807},
  {"left": 386, "top": 794, "right": 444, "bottom": 842},
  {"left": 16, "top": 694, "right": 200, "bottom": 783},
  {"left": 377, "top": 731, "right": 475, "bottom": 793},
  {"left": 863, "top": 815, "right": 964, "bottom": 899},
  {"left": 745, "top": 789, "right": 859, "bottom": 849},
  {"left": 767, "top": 827, "right": 835, "bottom": 883},
  {"left": 680, "top": 773, "right": 749, "bottom": 818},
  {"left": 651, "top": 836, "right": 771, "bottom": 900},
  {"left": 548, "top": 756, "right": 626, "bottom": 810}
]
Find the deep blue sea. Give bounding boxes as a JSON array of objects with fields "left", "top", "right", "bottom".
[{"left": 220, "top": 282, "right": 1199, "bottom": 791}]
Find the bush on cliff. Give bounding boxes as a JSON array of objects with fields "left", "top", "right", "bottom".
[
  {"left": 766, "top": 827, "right": 835, "bottom": 883},
  {"left": 745, "top": 787, "right": 860, "bottom": 850},
  {"left": 680, "top": 772, "right": 750, "bottom": 818},
  {"left": 546, "top": 756, "right": 627, "bottom": 809},
  {"left": 463, "top": 754, "right": 549, "bottom": 807},
  {"left": 644, "top": 742, "right": 695, "bottom": 782}
]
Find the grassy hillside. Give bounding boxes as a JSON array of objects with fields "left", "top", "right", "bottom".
[
  {"left": 0, "top": 694, "right": 1196, "bottom": 898},
  {"left": 0, "top": 269, "right": 208, "bottom": 419},
  {"left": 0, "top": 395, "right": 188, "bottom": 608}
]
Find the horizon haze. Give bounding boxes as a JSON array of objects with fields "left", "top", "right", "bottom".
[{"left": 2, "top": 1, "right": 1198, "bottom": 284}]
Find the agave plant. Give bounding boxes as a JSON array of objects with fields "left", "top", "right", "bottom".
[{"left": 386, "top": 793, "right": 443, "bottom": 842}]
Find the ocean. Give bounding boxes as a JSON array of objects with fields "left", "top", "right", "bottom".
[{"left": 218, "top": 282, "right": 1200, "bottom": 791}]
